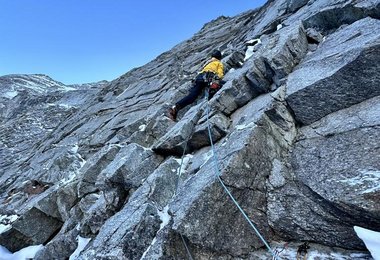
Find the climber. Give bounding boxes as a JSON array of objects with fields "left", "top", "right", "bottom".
[{"left": 168, "top": 49, "right": 224, "bottom": 121}]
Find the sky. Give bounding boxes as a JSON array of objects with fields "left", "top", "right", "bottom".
[{"left": 0, "top": 1, "right": 267, "bottom": 84}]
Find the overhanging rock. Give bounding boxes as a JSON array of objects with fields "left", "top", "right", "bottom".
[{"left": 286, "top": 17, "right": 380, "bottom": 125}]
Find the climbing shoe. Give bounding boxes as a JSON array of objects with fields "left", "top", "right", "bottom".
[{"left": 169, "top": 105, "right": 178, "bottom": 121}]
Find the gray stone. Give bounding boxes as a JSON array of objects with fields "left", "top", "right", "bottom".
[
  {"left": 268, "top": 94, "right": 380, "bottom": 249},
  {"left": 169, "top": 94, "right": 296, "bottom": 257},
  {"left": 1, "top": 0, "right": 380, "bottom": 258},
  {"left": 77, "top": 144, "right": 122, "bottom": 197},
  {"left": 80, "top": 188, "right": 126, "bottom": 236},
  {"left": 287, "top": 0, "right": 310, "bottom": 13},
  {"left": 244, "top": 22, "right": 309, "bottom": 92},
  {"left": 0, "top": 207, "right": 63, "bottom": 252},
  {"left": 35, "top": 181, "right": 78, "bottom": 221},
  {"left": 78, "top": 158, "right": 180, "bottom": 259},
  {"left": 306, "top": 27, "right": 324, "bottom": 44},
  {"left": 302, "top": 0, "right": 380, "bottom": 33},
  {"left": 152, "top": 102, "right": 205, "bottom": 155},
  {"left": 97, "top": 143, "right": 163, "bottom": 189},
  {"left": 188, "top": 112, "right": 230, "bottom": 150},
  {"left": 286, "top": 18, "right": 380, "bottom": 125},
  {"left": 34, "top": 228, "right": 79, "bottom": 260}
]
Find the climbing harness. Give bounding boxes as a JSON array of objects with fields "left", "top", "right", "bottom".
[
  {"left": 296, "top": 242, "right": 309, "bottom": 260},
  {"left": 204, "top": 89, "right": 279, "bottom": 260}
]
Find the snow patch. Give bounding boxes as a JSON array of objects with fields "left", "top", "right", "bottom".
[
  {"left": 354, "top": 226, "right": 380, "bottom": 260},
  {"left": 235, "top": 121, "right": 256, "bottom": 130},
  {"left": 175, "top": 155, "right": 193, "bottom": 175},
  {"left": 0, "top": 244, "right": 43, "bottom": 260},
  {"left": 69, "top": 236, "right": 91, "bottom": 260},
  {"left": 244, "top": 38, "right": 261, "bottom": 61},
  {"left": 0, "top": 215, "right": 19, "bottom": 234},
  {"left": 0, "top": 224, "right": 11, "bottom": 234},
  {"left": 3, "top": 91, "right": 18, "bottom": 99},
  {"left": 244, "top": 47, "right": 255, "bottom": 61},
  {"left": 157, "top": 205, "right": 171, "bottom": 230},
  {"left": 139, "top": 124, "right": 147, "bottom": 132},
  {"left": 141, "top": 206, "right": 171, "bottom": 259}
]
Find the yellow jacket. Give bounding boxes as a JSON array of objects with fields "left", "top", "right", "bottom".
[{"left": 201, "top": 58, "right": 224, "bottom": 79}]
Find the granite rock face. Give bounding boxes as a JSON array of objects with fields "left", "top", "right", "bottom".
[
  {"left": 286, "top": 17, "right": 380, "bottom": 125},
  {"left": 1, "top": 0, "right": 379, "bottom": 259}
]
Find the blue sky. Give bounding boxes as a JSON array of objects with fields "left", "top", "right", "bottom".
[{"left": 0, "top": 1, "right": 266, "bottom": 84}]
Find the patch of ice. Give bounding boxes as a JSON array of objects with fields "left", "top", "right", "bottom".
[
  {"left": 0, "top": 244, "right": 43, "bottom": 260},
  {"left": 354, "top": 226, "right": 380, "bottom": 260},
  {"left": 139, "top": 124, "right": 147, "bottom": 132},
  {"left": 69, "top": 236, "right": 91, "bottom": 260}
]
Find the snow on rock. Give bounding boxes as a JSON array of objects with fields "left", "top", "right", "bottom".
[
  {"left": 354, "top": 226, "right": 380, "bottom": 260},
  {"left": 139, "top": 124, "right": 147, "bottom": 132},
  {"left": 244, "top": 38, "right": 261, "bottom": 61},
  {"left": 339, "top": 170, "right": 380, "bottom": 194},
  {"left": 3, "top": 91, "right": 18, "bottom": 99},
  {"left": 0, "top": 215, "right": 19, "bottom": 234},
  {"left": 0, "top": 244, "right": 43, "bottom": 260},
  {"left": 174, "top": 154, "right": 193, "bottom": 175},
  {"left": 69, "top": 236, "right": 91, "bottom": 260}
]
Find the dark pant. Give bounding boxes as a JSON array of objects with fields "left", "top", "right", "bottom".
[{"left": 175, "top": 79, "right": 208, "bottom": 110}]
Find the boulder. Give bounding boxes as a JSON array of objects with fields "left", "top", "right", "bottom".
[{"left": 286, "top": 18, "right": 380, "bottom": 125}]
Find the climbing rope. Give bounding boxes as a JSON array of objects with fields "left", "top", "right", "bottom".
[{"left": 204, "top": 90, "right": 279, "bottom": 260}]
